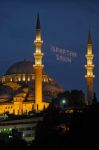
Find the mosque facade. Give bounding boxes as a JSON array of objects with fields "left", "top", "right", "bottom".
[{"left": 0, "top": 15, "right": 64, "bottom": 115}]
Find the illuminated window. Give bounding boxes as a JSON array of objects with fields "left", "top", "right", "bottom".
[
  {"left": 18, "top": 77, "right": 21, "bottom": 81},
  {"left": 27, "top": 77, "right": 30, "bottom": 81},
  {"left": 10, "top": 78, "right": 12, "bottom": 82},
  {"left": 23, "top": 76, "right": 25, "bottom": 81},
  {"left": 32, "top": 76, "right": 34, "bottom": 79},
  {"left": 43, "top": 78, "right": 46, "bottom": 82}
]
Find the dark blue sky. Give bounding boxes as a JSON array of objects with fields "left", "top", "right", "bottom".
[{"left": 0, "top": 0, "right": 99, "bottom": 99}]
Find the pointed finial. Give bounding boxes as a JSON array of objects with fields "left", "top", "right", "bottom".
[
  {"left": 88, "top": 31, "right": 92, "bottom": 44},
  {"left": 36, "top": 13, "right": 40, "bottom": 30}
]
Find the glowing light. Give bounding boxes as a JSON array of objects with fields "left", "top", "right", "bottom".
[
  {"left": 56, "top": 54, "right": 71, "bottom": 63},
  {"left": 18, "top": 77, "right": 21, "bottom": 81},
  {"left": 10, "top": 78, "right": 12, "bottom": 82},
  {"left": 50, "top": 45, "right": 77, "bottom": 63},
  {"left": 62, "top": 99, "right": 66, "bottom": 104},
  {"left": 23, "top": 76, "right": 25, "bottom": 81},
  {"left": 27, "top": 77, "right": 30, "bottom": 81}
]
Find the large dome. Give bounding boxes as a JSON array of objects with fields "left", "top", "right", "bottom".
[
  {"left": 6, "top": 60, "right": 34, "bottom": 75},
  {"left": 0, "top": 59, "right": 64, "bottom": 104}
]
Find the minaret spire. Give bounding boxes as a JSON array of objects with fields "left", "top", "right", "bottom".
[
  {"left": 36, "top": 13, "right": 40, "bottom": 30},
  {"left": 85, "top": 32, "right": 95, "bottom": 105},
  {"left": 33, "top": 15, "right": 44, "bottom": 111},
  {"left": 88, "top": 31, "right": 92, "bottom": 44},
  {"left": 35, "top": 13, "right": 42, "bottom": 41}
]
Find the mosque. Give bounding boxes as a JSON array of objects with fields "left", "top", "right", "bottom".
[
  {"left": 0, "top": 15, "right": 64, "bottom": 115},
  {"left": 0, "top": 15, "right": 95, "bottom": 115}
]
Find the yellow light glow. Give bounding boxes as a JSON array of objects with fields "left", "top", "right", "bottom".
[
  {"left": 85, "top": 34, "right": 95, "bottom": 104},
  {"left": 23, "top": 76, "right": 25, "bottom": 81}
]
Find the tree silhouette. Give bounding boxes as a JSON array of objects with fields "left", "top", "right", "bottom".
[{"left": 93, "top": 92, "right": 97, "bottom": 104}]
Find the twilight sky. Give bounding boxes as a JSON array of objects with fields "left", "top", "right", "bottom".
[{"left": 0, "top": 0, "right": 99, "bottom": 99}]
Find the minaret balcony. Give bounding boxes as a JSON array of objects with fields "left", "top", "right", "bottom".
[
  {"left": 85, "top": 55, "right": 94, "bottom": 59},
  {"left": 85, "top": 74, "right": 95, "bottom": 78},
  {"left": 34, "top": 40, "right": 43, "bottom": 45},
  {"left": 85, "top": 64, "right": 94, "bottom": 68}
]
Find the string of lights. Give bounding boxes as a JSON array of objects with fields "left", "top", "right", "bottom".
[{"left": 50, "top": 45, "right": 77, "bottom": 63}]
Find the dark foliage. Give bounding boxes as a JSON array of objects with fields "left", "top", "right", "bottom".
[{"left": 30, "top": 102, "right": 99, "bottom": 150}]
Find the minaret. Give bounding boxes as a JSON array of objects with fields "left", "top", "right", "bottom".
[
  {"left": 33, "top": 15, "right": 44, "bottom": 111},
  {"left": 85, "top": 32, "right": 95, "bottom": 105}
]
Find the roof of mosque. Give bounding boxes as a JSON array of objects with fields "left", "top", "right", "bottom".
[{"left": 6, "top": 60, "right": 35, "bottom": 75}]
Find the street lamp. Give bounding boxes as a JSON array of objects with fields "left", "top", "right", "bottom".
[{"left": 62, "top": 99, "right": 66, "bottom": 104}]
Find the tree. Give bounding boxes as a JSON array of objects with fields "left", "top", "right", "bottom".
[
  {"left": 70, "top": 90, "right": 85, "bottom": 106},
  {"left": 93, "top": 92, "right": 97, "bottom": 104}
]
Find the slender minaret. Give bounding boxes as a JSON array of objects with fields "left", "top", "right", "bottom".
[
  {"left": 33, "top": 15, "right": 44, "bottom": 111},
  {"left": 85, "top": 32, "right": 95, "bottom": 105}
]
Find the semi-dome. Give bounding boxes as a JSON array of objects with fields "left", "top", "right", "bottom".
[{"left": 6, "top": 60, "right": 34, "bottom": 75}]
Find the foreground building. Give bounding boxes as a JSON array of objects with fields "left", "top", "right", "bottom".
[{"left": 0, "top": 115, "right": 43, "bottom": 143}]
